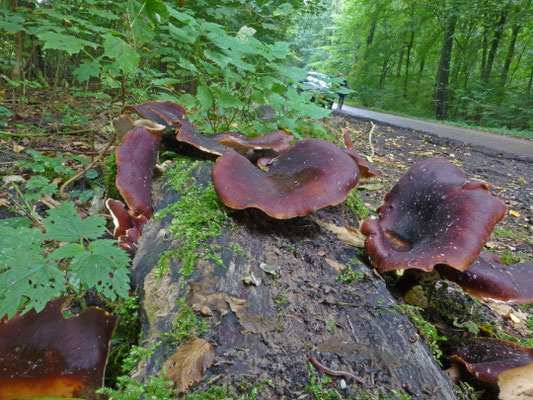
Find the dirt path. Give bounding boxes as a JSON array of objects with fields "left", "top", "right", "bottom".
[{"left": 334, "top": 105, "right": 533, "bottom": 161}]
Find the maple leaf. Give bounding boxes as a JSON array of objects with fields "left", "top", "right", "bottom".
[{"left": 43, "top": 201, "right": 106, "bottom": 242}]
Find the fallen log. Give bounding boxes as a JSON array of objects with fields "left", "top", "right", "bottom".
[{"left": 130, "top": 161, "right": 457, "bottom": 399}]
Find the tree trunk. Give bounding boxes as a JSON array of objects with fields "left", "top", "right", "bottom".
[
  {"left": 417, "top": 58, "right": 425, "bottom": 84},
  {"left": 527, "top": 63, "right": 533, "bottom": 98},
  {"left": 435, "top": 17, "right": 456, "bottom": 120},
  {"left": 10, "top": 0, "right": 23, "bottom": 91},
  {"left": 396, "top": 46, "right": 404, "bottom": 77},
  {"left": 482, "top": 6, "right": 509, "bottom": 84},
  {"left": 500, "top": 23, "right": 520, "bottom": 88},
  {"left": 129, "top": 162, "right": 458, "bottom": 399},
  {"left": 403, "top": 32, "right": 415, "bottom": 97}
]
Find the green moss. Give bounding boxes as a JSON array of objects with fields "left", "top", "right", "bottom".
[
  {"left": 337, "top": 257, "right": 366, "bottom": 284},
  {"left": 493, "top": 227, "right": 533, "bottom": 246},
  {"left": 345, "top": 189, "right": 370, "bottom": 220},
  {"left": 162, "top": 298, "right": 210, "bottom": 345},
  {"left": 393, "top": 304, "right": 447, "bottom": 363},
  {"left": 155, "top": 159, "right": 231, "bottom": 280},
  {"left": 103, "top": 152, "right": 122, "bottom": 200}
]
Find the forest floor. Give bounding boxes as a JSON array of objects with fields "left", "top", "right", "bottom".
[{"left": 0, "top": 97, "right": 532, "bottom": 399}]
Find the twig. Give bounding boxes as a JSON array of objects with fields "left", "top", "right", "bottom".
[
  {"left": 59, "top": 132, "right": 116, "bottom": 200},
  {"left": 367, "top": 121, "right": 375, "bottom": 162},
  {"left": 0, "top": 129, "right": 95, "bottom": 137},
  {"left": 32, "top": 147, "right": 114, "bottom": 155},
  {"left": 346, "top": 315, "right": 358, "bottom": 343}
]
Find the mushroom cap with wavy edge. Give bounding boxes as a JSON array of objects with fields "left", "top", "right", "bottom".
[
  {"left": 212, "top": 138, "right": 360, "bottom": 219},
  {"left": 0, "top": 297, "right": 118, "bottom": 399},
  {"left": 342, "top": 131, "right": 379, "bottom": 178},
  {"left": 360, "top": 157, "right": 507, "bottom": 273},
  {"left": 449, "top": 338, "right": 533, "bottom": 386},
  {"left": 122, "top": 100, "right": 189, "bottom": 131},
  {"left": 436, "top": 252, "right": 533, "bottom": 304},
  {"left": 116, "top": 126, "right": 162, "bottom": 219},
  {"left": 106, "top": 198, "right": 148, "bottom": 239}
]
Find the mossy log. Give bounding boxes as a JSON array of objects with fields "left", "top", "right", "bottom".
[{"left": 130, "top": 161, "right": 457, "bottom": 399}]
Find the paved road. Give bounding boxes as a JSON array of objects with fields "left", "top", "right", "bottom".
[{"left": 334, "top": 104, "right": 533, "bottom": 161}]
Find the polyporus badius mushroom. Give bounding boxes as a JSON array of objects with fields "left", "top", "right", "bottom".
[
  {"left": 116, "top": 126, "right": 163, "bottom": 218},
  {"left": 436, "top": 252, "right": 533, "bottom": 304},
  {"left": 211, "top": 138, "right": 360, "bottom": 219},
  {"left": 450, "top": 338, "right": 533, "bottom": 386},
  {"left": 106, "top": 198, "right": 148, "bottom": 255},
  {"left": 342, "top": 131, "right": 379, "bottom": 178},
  {"left": 361, "top": 157, "right": 507, "bottom": 273},
  {"left": 0, "top": 297, "right": 118, "bottom": 399}
]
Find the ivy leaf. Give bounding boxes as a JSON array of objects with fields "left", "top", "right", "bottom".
[
  {"left": 103, "top": 34, "right": 139, "bottom": 74},
  {"left": 197, "top": 86, "right": 214, "bottom": 110},
  {"left": 43, "top": 201, "right": 106, "bottom": 242},
  {"left": 38, "top": 32, "right": 98, "bottom": 55},
  {"left": 73, "top": 61, "right": 101, "bottom": 83},
  {"left": 69, "top": 240, "right": 130, "bottom": 300}
]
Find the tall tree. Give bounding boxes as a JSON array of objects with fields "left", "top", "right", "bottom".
[{"left": 435, "top": 14, "right": 457, "bottom": 119}]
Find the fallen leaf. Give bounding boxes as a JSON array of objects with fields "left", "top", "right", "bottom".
[
  {"left": 325, "top": 258, "right": 345, "bottom": 272},
  {"left": 13, "top": 144, "right": 24, "bottom": 152},
  {"left": 242, "top": 272, "right": 261, "bottom": 286},
  {"left": 509, "top": 210, "right": 521, "bottom": 218},
  {"left": 259, "top": 262, "right": 281, "bottom": 277},
  {"left": 311, "top": 217, "right": 365, "bottom": 248},
  {"left": 2, "top": 175, "right": 26, "bottom": 186},
  {"left": 161, "top": 337, "right": 215, "bottom": 393},
  {"left": 498, "top": 363, "right": 533, "bottom": 400},
  {"left": 357, "top": 183, "right": 383, "bottom": 191},
  {"left": 518, "top": 178, "right": 527, "bottom": 183}
]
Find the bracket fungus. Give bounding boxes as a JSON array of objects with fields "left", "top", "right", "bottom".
[
  {"left": 115, "top": 126, "right": 163, "bottom": 218},
  {"left": 436, "top": 252, "right": 533, "bottom": 304},
  {"left": 123, "top": 100, "right": 190, "bottom": 131},
  {"left": 361, "top": 157, "right": 507, "bottom": 273},
  {"left": 450, "top": 337, "right": 533, "bottom": 386},
  {"left": 212, "top": 138, "right": 360, "bottom": 219},
  {"left": 0, "top": 297, "right": 118, "bottom": 399}
]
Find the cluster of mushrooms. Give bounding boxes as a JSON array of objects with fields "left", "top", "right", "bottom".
[{"left": 1, "top": 100, "right": 532, "bottom": 399}]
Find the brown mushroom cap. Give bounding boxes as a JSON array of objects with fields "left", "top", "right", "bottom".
[
  {"left": 218, "top": 130, "right": 294, "bottom": 153},
  {"left": 436, "top": 252, "right": 533, "bottom": 304},
  {"left": 0, "top": 297, "right": 118, "bottom": 399},
  {"left": 122, "top": 100, "right": 189, "bottom": 131},
  {"left": 342, "top": 131, "right": 379, "bottom": 178},
  {"left": 212, "top": 139, "right": 360, "bottom": 219},
  {"left": 360, "top": 157, "right": 507, "bottom": 273},
  {"left": 106, "top": 198, "right": 147, "bottom": 238},
  {"left": 115, "top": 126, "right": 162, "bottom": 218},
  {"left": 450, "top": 338, "right": 533, "bottom": 386}
]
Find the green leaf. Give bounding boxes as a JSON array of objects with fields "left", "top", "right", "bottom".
[
  {"left": 215, "top": 89, "right": 243, "bottom": 108},
  {"left": 204, "top": 49, "right": 229, "bottom": 68},
  {"left": 73, "top": 61, "right": 101, "bottom": 83},
  {"left": 85, "top": 169, "right": 99, "bottom": 179},
  {"left": 168, "top": 22, "right": 196, "bottom": 44},
  {"left": 0, "top": 217, "right": 32, "bottom": 228},
  {"left": 166, "top": 5, "right": 193, "bottom": 22},
  {"left": 103, "top": 34, "right": 139, "bottom": 74},
  {"left": 38, "top": 32, "right": 98, "bottom": 56},
  {"left": 50, "top": 243, "right": 85, "bottom": 259},
  {"left": 0, "top": 257, "right": 66, "bottom": 319},
  {"left": 43, "top": 201, "right": 106, "bottom": 242},
  {"left": 197, "top": 86, "right": 214, "bottom": 110},
  {"left": 69, "top": 240, "right": 130, "bottom": 300}
]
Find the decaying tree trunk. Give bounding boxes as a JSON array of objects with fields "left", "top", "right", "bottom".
[{"left": 130, "top": 162, "right": 457, "bottom": 399}]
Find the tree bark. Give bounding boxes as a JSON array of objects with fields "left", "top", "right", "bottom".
[
  {"left": 129, "top": 162, "right": 458, "bottom": 399},
  {"left": 500, "top": 23, "right": 521, "bottom": 88},
  {"left": 403, "top": 32, "right": 415, "bottom": 97},
  {"left": 482, "top": 6, "right": 509, "bottom": 84},
  {"left": 396, "top": 46, "right": 404, "bottom": 78},
  {"left": 435, "top": 17, "right": 457, "bottom": 120}
]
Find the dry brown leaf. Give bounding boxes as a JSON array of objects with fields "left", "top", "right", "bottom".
[
  {"left": 485, "top": 303, "right": 528, "bottom": 329},
  {"left": 161, "top": 337, "right": 215, "bottom": 393},
  {"left": 311, "top": 217, "right": 365, "bottom": 248},
  {"left": 498, "top": 363, "right": 533, "bottom": 400},
  {"left": 325, "top": 258, "right": 345, "bottom": 272}
]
